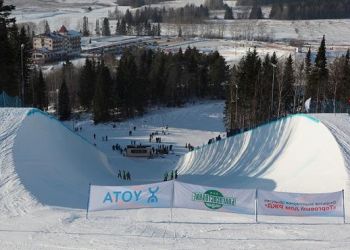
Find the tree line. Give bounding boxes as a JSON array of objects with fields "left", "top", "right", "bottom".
[
  {"left": 237, "top": 0, "right": 350, "bottom": 20},
  {"left": 224, "top": 36, "right": 350, "bottom": 131},
  {"left": 0, "top": 1, "right": 47, "bottom": 109},
  {"left": 54, "top": 47, "right": 228, "bottom": 122},
  {"left": 269, "top": 0, "right": 350, "bottom": 19}
]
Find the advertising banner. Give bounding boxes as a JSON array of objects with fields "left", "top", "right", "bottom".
[
  {"left": 257, "top": 190, "right": 344, "bottom": 217},
  {"left": 173, "top": 182, "right": 256, "bottom": 215},
  {"left": 88, "top": 181, "right": 173, "bottom": 212}
]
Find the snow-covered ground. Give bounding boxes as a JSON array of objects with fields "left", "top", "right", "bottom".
[{"left": 1, "top": 102, "right": 350, "bottom": 249}]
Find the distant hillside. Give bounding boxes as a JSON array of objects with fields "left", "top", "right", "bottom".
[
  {"left": 237, "top": 0, "right": 350, "bottom": 20},
  {"left": 6, "top": 0, "right": 115, "bottom": 8}
]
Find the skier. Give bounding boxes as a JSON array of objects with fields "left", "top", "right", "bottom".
[
  {"left": 170, "top": 170, "right": 173, "bottom": 180},
  {"left": 93, "top": 133, "right": 96, "bottom": 139},
  {"left": 175, "top": 169, "right": 178, "bottom": 179},
  {"left": 123, "top": 170, "right": 126, "bottom": 180},
  {"left": 164, "top": 171, "right": 168, "bottom": 181},
  {"left": 117, "top": 170, "right": 122, "bottom": 179}
]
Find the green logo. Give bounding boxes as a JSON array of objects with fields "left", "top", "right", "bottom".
[{"left": 192, "top": 190, "right": 236, "bottom": 210}]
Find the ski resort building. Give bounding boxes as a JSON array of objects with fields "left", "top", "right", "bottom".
[{"left": 32, "top": 25, "right": 81, "bottom": 64}]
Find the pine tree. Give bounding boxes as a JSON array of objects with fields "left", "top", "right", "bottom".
[
  {"left": 178, "top": 26, "right": 182, "bottom": 37},
  {"left": 224, "top": 5, "right": 234, "bottom": 19},
  {"left": 82, "top": 16, "right": 90, "bottom": 36},
  {"left": 102, "top": 18, "right": 111, "bottom": 36},
  {"left": 95, "top": 19, "right": 100, "bottom": 35},
  {"left": 19, "top": 26, "right": 33, "bottom": 106},
  {"left": 44, "top": 20, "right": 50, "bottom": 34},
  {"left": 35, "top": 69, "right": 47, "bottom": 110},
  {"left": 249, "top": 1, "right": 263, "bottom": 19},
  {"left": 281, "top": 54, "right": 295, "bottom": 114},
  {"left": 93, "top": 61, "right": 113, "bottom": 123},
  {"left": 78, "top": 58, "right": 95, "bottom": 109},
  {"left": 313, "top": 35, "right": 328, "bottom": 112},
  {"left": 58, "top": 79, "right": 71, "bottom": 121},
  {"left": 0, "top": 9, "right": 18, "bottom": 98}
]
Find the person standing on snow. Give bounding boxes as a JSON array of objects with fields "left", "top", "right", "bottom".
[
  {"left": 164, "top": 171, "right": 168, "bottom": 181},
  {"left": 126, "top": 171, "right": 131, "bottom": 180},
  {"left": 117, "top": 170, "right": 122, "bottom": 179}
]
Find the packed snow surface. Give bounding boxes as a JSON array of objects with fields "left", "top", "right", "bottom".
[{"left": 1, "top": 102, "right": 350, "bottom": 249}]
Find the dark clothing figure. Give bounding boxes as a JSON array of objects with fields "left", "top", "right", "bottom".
[
  {"left": 93, "top": 134, "right": 96, "bottom": 139},
  {"left": 106, "top": 135, "right": 108, "bottom": 141},
  {"left": 126, "top": 171, "right": 131, "bottom": 180},
  {"left": 175, "top": 170, "right": 178, "bottom": 179},
  {"left": 129, "top": 131, "right": 132, "bottom": 136},
  {"left": 164, "top": 172, "right": 168, "bottom": 181},
  {"left": 133, "top": 126, "right": 136, "bottom": 131},
  {"left": 112, "top": 145, "right": 115, "bottom": 151},
  {"left": 123, "top": 170, "right": 126, "bottom": 180},
  {"left": 170, "top": 171, "right": 173, "bottom": 180},
  {"left": 117, "top": 170, "right": 122, "bottom": 179}
]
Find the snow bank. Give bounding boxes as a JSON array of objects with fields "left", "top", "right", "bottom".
[{"left": 176, "top": 114, "right": 347, "bottom": 193}]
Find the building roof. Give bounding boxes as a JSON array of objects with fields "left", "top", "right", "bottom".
[{"left": 58, "top": 25, "right": 68, "bottom": 33}]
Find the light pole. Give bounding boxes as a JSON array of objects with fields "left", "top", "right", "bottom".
[
  {"left": 235, "top": 84, "right": 238, "bottom": 126},
  {"left": 20, "top": 43, "right": 25, "bottom": 106},
  {"left": 270, "top": 63, "right": 277, "bottom": 119}
]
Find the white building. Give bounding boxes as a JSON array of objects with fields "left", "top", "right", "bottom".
[{"left": 33, "top": 25, "right": 81, "bottom": 64}]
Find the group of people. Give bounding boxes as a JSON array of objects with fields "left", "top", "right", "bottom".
[
  {"left": 149, "top": 131, "right": 160, "bottom": 142},
  {"left": 112, "top": 143, "right": 124, "bottom": 154},
  {"left": 164, "top": 170, "right": 178, "bottom": 181},
  {"left": 152, "top": 144, "right": 173, "bottom": 155},
  {"left": 117, "top": 170, "right": 131, "bottom": 180},
  {"left": 208, "top": 134, "right": 221, "bottom": 145},
  {"left": 185, "top": 143, "right": 194, "bottom": 151},
  {"left": 128, "top": 126, "right": 137, "bottom": 136},
  {"left": 74, "top": 126, "right": 82, "bottom": 132}
]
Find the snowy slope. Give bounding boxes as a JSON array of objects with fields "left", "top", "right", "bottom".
[
  {"left": 1, "top": 108, "right": 117, "bottom": 214},
  {"left": 0, "top": 108, "right": 39, "bottom": 216},
  {"left": 176, "top": 114, "right": 347, "bottom": 193},
  {"left": 1, "top": 104, "right": 350, "bottom": 249}
]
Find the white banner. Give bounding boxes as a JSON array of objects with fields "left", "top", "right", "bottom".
[
  {"left": 257, "top": 190, "right": 344, "bottom": 217},
  {"left": 173, "top": 182, "right": 255, "bottom": 215},
  {"left": 88, "top": 181, "right": 173, "bottom": 212}
]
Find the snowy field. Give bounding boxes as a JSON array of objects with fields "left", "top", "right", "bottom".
[
  {"left": 9, "top": 0, "right": 350, "bottom": 45},
  {"left": 1, "top": 102, "right": 350, "bottom": 249}
]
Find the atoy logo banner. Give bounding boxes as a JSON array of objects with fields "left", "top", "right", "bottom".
[
  {"left": 173, "top": 181, "right": 256, "bottom": 215},
  {"left": 257, "top": 190, "right": 344, "bottom": 217},
  {"left": 88, "top": 181, "right": 173, "bottom": 212}
]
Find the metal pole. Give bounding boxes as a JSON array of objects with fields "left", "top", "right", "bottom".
[
  {"left": 235, "top": 85, "right": 238, "bottom": 126},
  {"left": 21, "top": 44, "right": 25, "bottom": 106},
  {"left": 255, "top": 189, "right": 258, "bottom": 223},
  {"left": 170, "top": 180, "right": 175, "bottom": 223},
  {"left": 86, "top": 183, "right": 91, "bottom": 219},
  {"left": 342, "top": 189, "right": 346, "bottom": 224}
]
